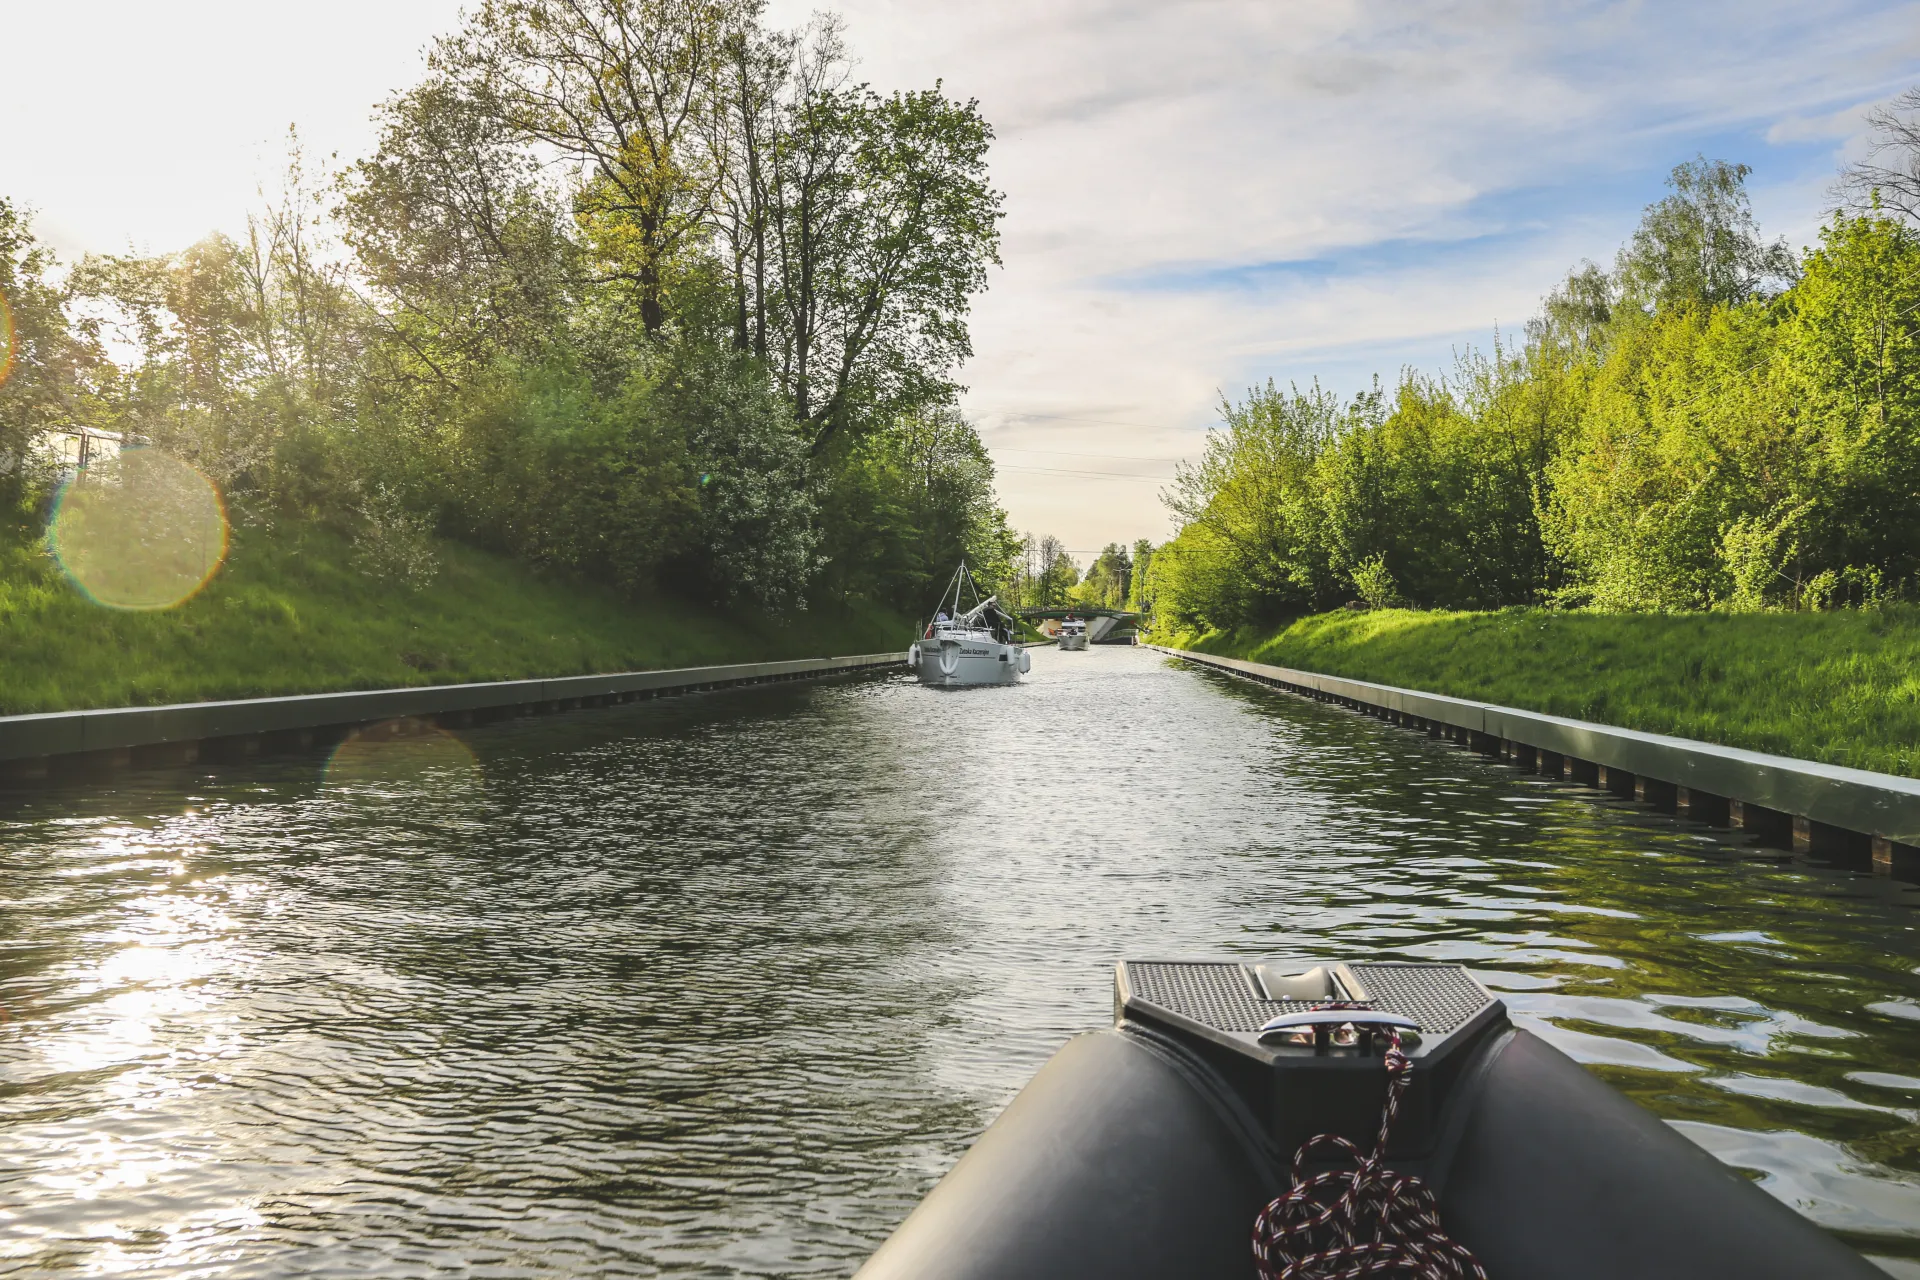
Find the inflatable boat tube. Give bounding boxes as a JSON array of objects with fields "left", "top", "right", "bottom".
[{"left": 856, "top": 957, "right": 1880, "bottom": 1280}]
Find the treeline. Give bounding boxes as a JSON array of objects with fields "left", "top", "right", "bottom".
[
  {"left": 996, "top": 536, "right": 1155, "bottom": 611},
  {"left": 0, "top": 1, "right": 1017, "bottom": 614},
  {"left": 1152, "top": 109, "right": 1920, "bottom": 630}
]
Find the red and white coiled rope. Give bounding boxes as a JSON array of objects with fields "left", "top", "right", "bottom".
[{"left": 1251, "top": 1013, "right": 1487, "bottom": 1280}]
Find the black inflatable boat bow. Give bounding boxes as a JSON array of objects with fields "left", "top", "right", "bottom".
[{"left": 1251, "top": 1004, "right": 1487, "bottom": 1280}]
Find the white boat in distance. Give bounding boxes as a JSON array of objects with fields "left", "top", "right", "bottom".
[
  {"left": 1057, "top": 616, "right": 1088, "bottom": 651},
  {"left": 907, "top": 564, "right": 1030, "bottom": 687}
]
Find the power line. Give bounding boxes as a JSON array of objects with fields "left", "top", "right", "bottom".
[
  {"left": 996, "top": 463, "right": 1175, "bottom": 481},
  {"left": 989, "top": 410, "right": 1192, "bottom": 430},
  {"left": 995, "top": 446, "right": 1188, "bottom": 463}
]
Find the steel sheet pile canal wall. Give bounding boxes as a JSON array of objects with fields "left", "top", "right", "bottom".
[
  {"left": 0, "top": 654, "right": 904, "bottom": 782},
  {"left": 1149, "top": 645, "right": 1920, "bottom": 878}
]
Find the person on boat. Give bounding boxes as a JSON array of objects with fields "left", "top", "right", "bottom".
[{"left": 936, "top": 609, "right": 950, "bottom": 623}]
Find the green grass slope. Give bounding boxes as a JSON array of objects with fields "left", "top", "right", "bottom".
[
  {"left": 1172, "top": 608, "right": 1920, "bottom": 778},
  {"left": 0, "top": 522, "right": 912, "bottom": 714}
]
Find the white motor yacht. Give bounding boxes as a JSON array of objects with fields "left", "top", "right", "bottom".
[
  {"left": 1057, "top": 617, "right": 1089, "bottom": 651},
  {"left": 907, "top": 564, "right": 1029, "bottom": 687}
]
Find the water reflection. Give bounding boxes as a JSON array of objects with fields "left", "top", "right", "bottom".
[
  {"left": 323, "top": 718, "right": 483, "bottom": 793},
  {"left": 1, "top": 646, "right": 1918, "bottom": 1275}
]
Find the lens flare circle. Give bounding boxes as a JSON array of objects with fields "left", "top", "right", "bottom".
[
  {"left": 324, "top": 719, "right": 481, "bottom": 792},
  {"left": 0, "top": 288, "right": 15, "bottom": 390},
  {"left": 48, "top": 448, "right": 229, "bottom": 610}
]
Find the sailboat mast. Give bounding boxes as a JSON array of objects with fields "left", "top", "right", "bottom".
[{"left": 939, "top": 563, "right": 964, "bottom": 622}]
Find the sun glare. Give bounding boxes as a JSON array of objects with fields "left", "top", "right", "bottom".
[
  {"left": 48, "top": 448, "right": 230, "bottom": 610},
  {"left": 0, "top": 287, "right": 14, "bottom": 389}
]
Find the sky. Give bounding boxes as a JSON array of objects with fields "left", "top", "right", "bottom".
[{"left": 10, "top": 0, "right": 1920, "bottom": 562}]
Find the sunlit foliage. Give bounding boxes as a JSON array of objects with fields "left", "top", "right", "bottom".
[
  {"left": 1155, "top": 149, "right": 1920, "bottom": 627},
  {"left": 0, "top": 2, "right": 1006, "bottom": 620},
  {"left": 1074, "top": 543, "right": 1133, "bottom": 609}
]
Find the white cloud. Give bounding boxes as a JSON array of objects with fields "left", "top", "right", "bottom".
[
  {"left": 5, "top": 0, "right": 459, "bottom": 257},
  {"left": 773, "top": 0, "right": 1920, "bottom": 545},
  {"left": 10, "top": 0, "right": 1920, "bottom": 548}
]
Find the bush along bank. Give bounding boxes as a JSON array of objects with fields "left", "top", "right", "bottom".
[
  {"left": 0, "top": 1, "right": 1022, "bottom": 665},
  {"left": 1144, "top": 151, "right": 1920, "bottom": 636},
  {"left": 1170, "top": 607, "right": 1920, "bottom": 780},
  {"left": 0, "top": 518, "right": 912, "bottom": 716}
]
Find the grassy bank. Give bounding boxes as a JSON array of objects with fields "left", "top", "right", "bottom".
[
  {"left": 0, "top": 521, "right": 912, "bottom": 715},
  {"left": 1170, "top": 608, "right": 1920, "bottom": 779}
]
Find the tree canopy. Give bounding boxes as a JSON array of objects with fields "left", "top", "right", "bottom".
[
  {"left": 0, "top": 1, "right": 1011, "bottom": 617},
  {"left": 1152, "top": 140, "right": 1920, "bottom": 630}
]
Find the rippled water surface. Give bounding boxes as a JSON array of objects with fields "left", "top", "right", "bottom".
[{"left": 5, "top": 646, "right": 1920, "bottom": 1276}]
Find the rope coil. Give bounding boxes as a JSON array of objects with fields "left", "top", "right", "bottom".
[{"left": 1251, "top": 1014, "right": 1487, "bottom": 1280}]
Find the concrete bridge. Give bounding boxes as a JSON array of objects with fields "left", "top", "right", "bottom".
[{"left": 1018, "top": 607, "right": 1142, "bottom": 645}]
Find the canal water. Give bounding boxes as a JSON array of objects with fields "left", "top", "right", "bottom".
[{"left": 4, "top": 645, "right": 1920, "bottom": 1277}]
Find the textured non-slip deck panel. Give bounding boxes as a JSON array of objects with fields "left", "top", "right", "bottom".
[
  {"left": 1127, "top": 961, "right": 1301, "bottom": 1032},
  {"left": 1348, "top": 963, "right": 1491, "bottom": 1036},
  {"left": 1126, "top": 961, "right": 1490, "bottom": 1036}
]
